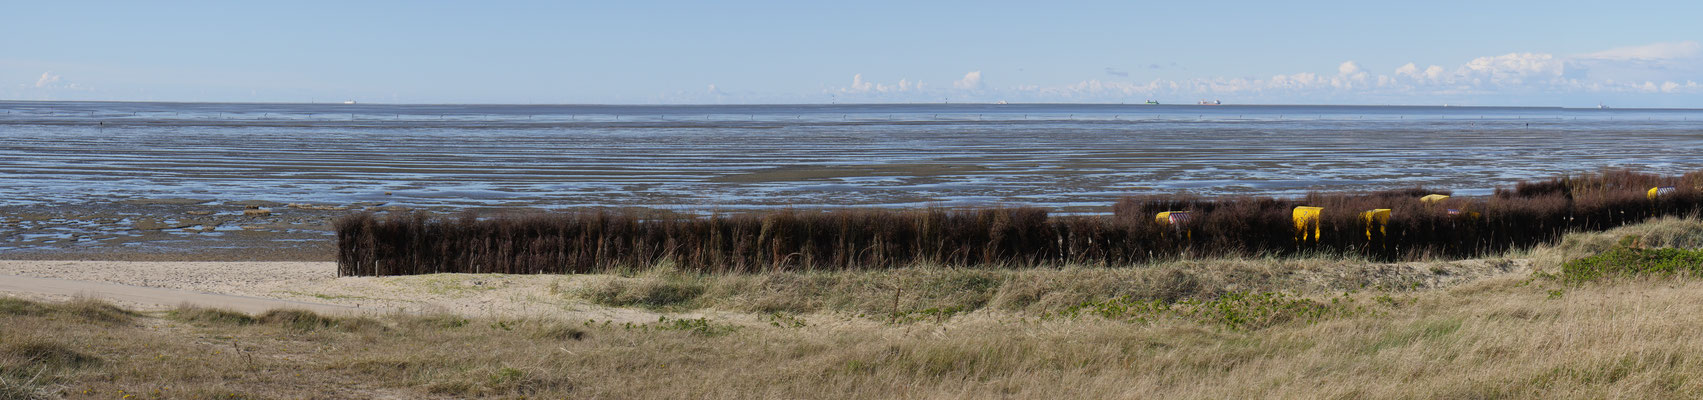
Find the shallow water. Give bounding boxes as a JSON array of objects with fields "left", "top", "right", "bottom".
[{"left": 3, "top": 101, "right": 1702, "bottom": 213}]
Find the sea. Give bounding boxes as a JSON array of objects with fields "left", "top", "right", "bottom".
[{"left": 3, "top": 101, "right": 1702, "bottom": 212}]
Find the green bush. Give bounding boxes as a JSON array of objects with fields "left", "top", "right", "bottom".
[{"left": 1560, "top": 247, "right": 1703, "bottom": 283}]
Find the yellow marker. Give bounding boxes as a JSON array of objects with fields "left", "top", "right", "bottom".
[
  {"left": 1420, "top": 194, "right": 1449, "bottom": 204},
  {"left": 1649, "top": 186, "right": 1675, "bottom": 200},
  {"left": 1293, "top": 206, "right": 1323, "bottom": 242},
  {"left": 1361, "top": 209, "right": 1391, "bottom": 240},
  {"left": 1156, "top": 211, "right": 1192, "bottom": 240}
]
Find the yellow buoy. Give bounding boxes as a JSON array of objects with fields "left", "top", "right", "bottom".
[{"left": 1293, "top": 206, "right": 1323, "bottom": 242}]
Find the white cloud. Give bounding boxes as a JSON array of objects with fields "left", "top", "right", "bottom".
[
  {"left": 848, "top": 73, "right": 872, "bottom": 92},
  {"left": 953, "top": 71, "right": 983, "bottom": 90},
  {"left": 837, "top": 74, "right": 924, "bottom": 95},
  {"left": 1423, "top": 65, "right": 1446, "bottom": 81},
  {"left": 1338, "top": 61, "right": 1361, "bottom": 76},
  {"left": 1457, "top": 52, "right": 1566, "bottom": 85},
  {"left": 1579, "top": 41, "right": 1702, "bottom": 61},
  {"left": 813, "top": 40, "right": 1703, "bottom": 104},
  {"left": 34, "top": 72, "right": 62, "bottom": 88},
  {"left": 1395, "top": 63, "right": 1419, "bottom": 78}
]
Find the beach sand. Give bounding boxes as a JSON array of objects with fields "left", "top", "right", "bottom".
[{"left": 0, "top": 260, "right": 698, "bottom": 323}]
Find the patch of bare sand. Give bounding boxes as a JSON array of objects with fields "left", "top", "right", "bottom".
[{"left": 0, "top": 260, "right": 710, "bottom": 323}]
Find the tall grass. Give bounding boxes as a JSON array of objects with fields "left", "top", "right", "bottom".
[{"left": 338, "top": 170, "right": 1703, "bottom": 276}]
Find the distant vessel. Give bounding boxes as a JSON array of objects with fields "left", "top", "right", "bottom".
[
  {"left": 1597, "top": 103, "right": 1611, "bottom": 109},
  {"left": 1145, "top": 100, "right": 1160, "bottom": 105},
  {"left": 343, "top": 100, "right": 357, "bottom": 105},
  {"left": 996, "top": 100, "right": 1009, "bottom": 105},
  {"left": 1198, "top": 100, "right": 1222, "bottom": 105}
]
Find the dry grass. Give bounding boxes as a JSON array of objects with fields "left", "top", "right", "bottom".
[
  {"left": 9, "top": 276, "right": 1703, "bottom": 398},
  {"left": 5, "top": 216, "right": 1703, "bottom": 399},
  {"left": 574, "top": 254, "right": 1519, "bottom": 316}
]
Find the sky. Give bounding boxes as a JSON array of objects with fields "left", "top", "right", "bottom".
[{"left": 4, "top": 0, "right": 1703, "bottom": 107}]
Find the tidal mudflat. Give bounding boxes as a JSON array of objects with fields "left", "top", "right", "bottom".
[{"left": 5, "top": 102, "right": 1703, "bottom": 258}]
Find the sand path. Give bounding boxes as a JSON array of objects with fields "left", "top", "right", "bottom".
[
  {"left": 0, "top": 273, "right": 357, "bottom": 315},
  {"left": 0, "top": 260, "right": 693, "bottom": 323}
]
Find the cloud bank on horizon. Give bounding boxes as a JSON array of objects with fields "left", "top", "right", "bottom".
[
  {"left": 8, "top": 40, "right": 1702, "bottom": 107},
  {"left": 822, "top": 41, "right": 1703, "bottom": 106}
]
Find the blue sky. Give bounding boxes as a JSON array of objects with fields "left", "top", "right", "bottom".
[{"left": 4, "top": 0, "right": 1702, "bottom": 106}]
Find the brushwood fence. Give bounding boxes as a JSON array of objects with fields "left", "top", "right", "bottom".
[{"left": 338, "top": 170, "right": 1703, "bottom": 276}]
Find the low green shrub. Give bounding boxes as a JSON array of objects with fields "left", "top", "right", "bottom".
[
  {"left": 579, "top": 274, "right": 708, "bottom": 310},
  {"left": 167, "top": 306, "right": 256, "bottom": 326},
  {"left": 1560, "top": 247, "right": 1703, "bottom": 283}
]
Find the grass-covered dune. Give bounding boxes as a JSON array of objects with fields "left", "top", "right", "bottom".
[
  {"left": 8, "top": 217, "right": 1703, "bottom": 399},
  {"left": 337, "top": 169, "right": 1703, "bottom": 276}
]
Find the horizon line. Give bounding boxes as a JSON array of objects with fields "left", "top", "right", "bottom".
[{"left": 1, "top": 99, "right": 1697, "bottom": 111}]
